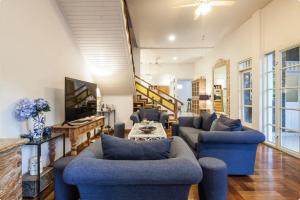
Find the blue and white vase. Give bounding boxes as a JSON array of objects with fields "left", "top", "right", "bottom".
[{"left": 32, "top": 113, "right": 46, "bottom": 139}]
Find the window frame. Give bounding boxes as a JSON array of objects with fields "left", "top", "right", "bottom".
[
  {"left": 263, "top": 45, "right": 300, "bottom": 156},
  {"left": 239, "top": 58, "right": 253, "bottom": 126}
]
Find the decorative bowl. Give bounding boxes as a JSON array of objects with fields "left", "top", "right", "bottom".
[{"left": 139, "top": 126, "right": 156, "bottom": 134}]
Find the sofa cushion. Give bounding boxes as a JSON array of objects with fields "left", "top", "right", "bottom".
[
  {"left": 210, "top": 119, "right": 231, "bottom": 131},
  {"left": 201, "top": 112, "right": 217, "bottom": 131},
  {"left": 219, "top": 115, "right": 243, "bottom": 131},
  {"left": 101, "top": 134, "right": 171, "bottom": 160},
  {"left": 179, "top": 127, "right": 202, "bottom": 149},
  {"left": 139, "top": 108, "right": 160, "bottom": 121},
  {"left": 193, "top": 117, "right": 202, "bottom": 129}
]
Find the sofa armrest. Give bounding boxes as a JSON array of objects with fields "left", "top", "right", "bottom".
[
  {"left": 198, "top": 130, "right": 265, "bottom": 144},
  {"left": 172, "top": 123, "right": 179, "bottom": 136},
  {"left": 178, "top": 117, "right": 194, "bottom": 127},
  {"left": 130, "top": 112, "right": 140, "bottom": 123},
  {"left": 159, "top": 112, "right": 169, "bottom": 124}
]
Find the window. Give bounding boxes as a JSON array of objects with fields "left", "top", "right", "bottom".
[
  {"left": 280, "top": 47, "right": 300, "bottom": 152},
  {"left": 239, "top": 59, "right": 252, "bottom": 124}
]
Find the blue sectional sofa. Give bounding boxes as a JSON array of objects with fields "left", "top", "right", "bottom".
[
  {"left": 130, "top": 108, "right": 169, "bottom": 127},
  {"left": 63, "top": 136, "right": 203, "bottom": 200},
  {"left": 172, "top": 115, "right": 265, "bottom": 175}
]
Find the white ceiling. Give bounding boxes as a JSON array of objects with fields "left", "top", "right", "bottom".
[
  {"left": 141, "top": 48, "right": 212, "bottom": 64},
  {"left": 127, "top": 0, "right": 272, "bottom": 63},
  {"left": 56, "top": 0, "right": 134, "bottom": 95}
]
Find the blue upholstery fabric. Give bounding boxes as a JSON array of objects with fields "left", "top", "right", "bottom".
[
  {"left": 179, "top": 127, "right": 201, "bottom": 149},
  {"left": 178, "top": 116, "right": 194, "bottom": 127},
  {"left": 130, "top": 108, "right": 169, "bottom": 127},
  {"left": 172, "top": 116, "right": 266, "bottom": 175},
  {"left": 130, "top": 112, "right": 140, "bottom": 123},
  {"left": 201, "top": 112, "right": 217, "bottom": 131},
  {"left": 159, "top": 111, "right": 169, "bottom": 125},
  {"left": 114, "top": 123, "right": 125, "bottom": 138},
  {"left": 139, "top": 108, "right": 160, "bottom": 121},
  {"left": 171, "top": 123, "right": 179, "bottom": 136},
  {"left": 101, "top": 134, "right": 171, "bottom": 160},
  {"left": 63, "top": 137, "right": 203, "bottom": 200},
  {"left": 198, "top": 157, "right": 227, "bottom": 200},
  {"left": 54, "top": 156, "right": 79, "bottom": 200},
  {"left": 193, "top": 116, "right": 202, "bottom": 129},
  {"left": 219, "top": 115, "right": 242, "bottom": 131},
  {"left": 197, "top": 127, "right": 265, "bottom": 175}
]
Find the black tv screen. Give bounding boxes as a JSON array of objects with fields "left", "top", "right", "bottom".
[{"left": 65, "top": 77, "right": 97, "bottom": 122}]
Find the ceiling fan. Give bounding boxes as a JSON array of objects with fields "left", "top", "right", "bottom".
[{"left": 174, "top": 0, "right": 235, "bottom": 20}]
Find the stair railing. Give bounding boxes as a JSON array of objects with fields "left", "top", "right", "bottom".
[{"left": 135, "top": 75, "right": 183, "bottom": 119}]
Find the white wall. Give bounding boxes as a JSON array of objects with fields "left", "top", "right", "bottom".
[
  {"left": 194, "top": 0, "right": 300, "bottom": 131},
  {"left": 140, "top": 63, "right": 195, "bottom": 85},
  {"left": 102, "top": 96, "right": 133, "bottom": 129},
  {"left": 0, "top": 0, "right": 93, "bottom": 173}
]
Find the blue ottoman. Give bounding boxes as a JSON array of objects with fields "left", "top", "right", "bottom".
[
  {"left": 54, "top": 156, "right": 79, "bottom": 200},
  {"left": 114, "top": 123, "right": 125, "bottom": 138},
  {"left": 198, "top": 157, "right": 227, "bottom": 200}
]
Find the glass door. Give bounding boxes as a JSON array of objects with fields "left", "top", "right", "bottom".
[
  {"left": 264, "top": 52, "right": 276, "bottom": 144},
  {"left": 280, "top": 46, "right": 300, "bottom": 153}
]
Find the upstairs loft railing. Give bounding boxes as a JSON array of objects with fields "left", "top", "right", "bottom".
[{"left": 134, "top": 75, "right": 183, "bottom": 119}]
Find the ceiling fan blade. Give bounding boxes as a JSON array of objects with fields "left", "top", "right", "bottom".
[
  {"left": 209, "top": 0, "right": 235, "bottom": 6},
  {"left": 173, "top": 3, "right": 199, "bottom": 8}
]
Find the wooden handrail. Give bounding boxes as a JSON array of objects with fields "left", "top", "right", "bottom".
[
  {"left": 135, "top": 82, "right": 175, "bottom": 108},
  {"left": 135, "top": 82, "right": 178, "bottom": 118},
  {"left": 135, "top": 75, "right": 184, "bottom": 105}
]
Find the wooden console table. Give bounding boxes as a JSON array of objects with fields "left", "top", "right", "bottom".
[
  {"left": 52, "top": 116, "right": 104, "bottom": 155},
  {"left": 0, "top": 138, "right": 28, "bottom": 200}
]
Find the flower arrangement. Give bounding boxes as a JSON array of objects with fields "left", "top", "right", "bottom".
[{"left": 15, "top": 98, "right": 51, "bottom": 139}]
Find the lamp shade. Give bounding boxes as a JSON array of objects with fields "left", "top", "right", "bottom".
[{"left": 199, "top": 95, "right": 210, "bottom": 101}]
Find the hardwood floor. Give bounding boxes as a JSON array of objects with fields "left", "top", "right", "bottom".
[
  {"left": 46, "top": 144, "right": 300, "bottom": 200},
  {"left": 193, "top": 144, "right": 300, "bottom": 200}
]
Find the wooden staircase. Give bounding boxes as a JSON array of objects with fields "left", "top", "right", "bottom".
[{"left": 133, "top": 75, "right": 183, "bottom": 119}]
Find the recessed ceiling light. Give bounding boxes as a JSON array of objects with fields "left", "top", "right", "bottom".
[
  {"left": 168, "top": 34, "right": 176, "bottom": 42},
  {"left": 173, "top": 57, "right": 178, "bottom": 61}
]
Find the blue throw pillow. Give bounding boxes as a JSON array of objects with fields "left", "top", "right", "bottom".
[
  {"left": 210, "top": 119, "right": 231, "bottom": 131},
  {"left": 201, "top": 112, "right": 217, "bottom": 131},
  {"left": 101, "top": 134, "right": 171, "bottom": 160},
  {"left": 219, "top": 115, "right": 243, "bottom": 131},
  {"left": 193, "top": 116, "right": 202, "bottom": 129}
]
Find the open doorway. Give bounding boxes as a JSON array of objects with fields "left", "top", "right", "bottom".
[{"left": 176, "top": 79, "right": 192, "bottom": 113}]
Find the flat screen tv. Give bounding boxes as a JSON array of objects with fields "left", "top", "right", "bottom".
[{"left": 65, "top": 77, "right": 97, "bottom": 122}]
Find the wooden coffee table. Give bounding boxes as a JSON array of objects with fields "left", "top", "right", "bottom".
[{"left": 128, "top": 123, "right": 167, "bottom": 141}]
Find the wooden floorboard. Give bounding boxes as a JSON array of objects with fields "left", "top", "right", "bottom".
[{"left": 45, "top": 144, "right": 300, "bottom": 200}]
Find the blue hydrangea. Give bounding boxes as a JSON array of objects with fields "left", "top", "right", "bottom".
[
  {"left": 34, "top": 98, "right": 50, "bottom": 113},
  {"left": 15, "top": 98, "right": 36, "bottom": 121}
]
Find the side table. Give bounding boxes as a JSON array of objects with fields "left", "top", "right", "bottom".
[{"left": 23, "top": 133, "right": 65, "bottom": 200}]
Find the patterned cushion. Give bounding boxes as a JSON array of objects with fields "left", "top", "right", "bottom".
[
  {"left": 210, "top": 119, "right": 231, "bottom": 131},
  {"left": 219, "top": 115, "right": 243, "bottom": 131}
]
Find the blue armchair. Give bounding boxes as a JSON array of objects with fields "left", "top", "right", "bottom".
[
  {"left": 172, "top": 116, "right": 265, "bottom": 175},
  {"left": 130, "top": 108, "right": 169, "bottom": 127},
  {"left": 63, "top": 136, "right": 202, "bottom": 200}
]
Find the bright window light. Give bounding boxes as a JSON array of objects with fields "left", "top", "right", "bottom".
[{"left": 177, "top": 84, "right": 183, "bottom": 90}]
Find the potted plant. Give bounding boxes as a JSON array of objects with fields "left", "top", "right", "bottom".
[{"left": 15, "top": 98, "right": 50, "bottom": 139}]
